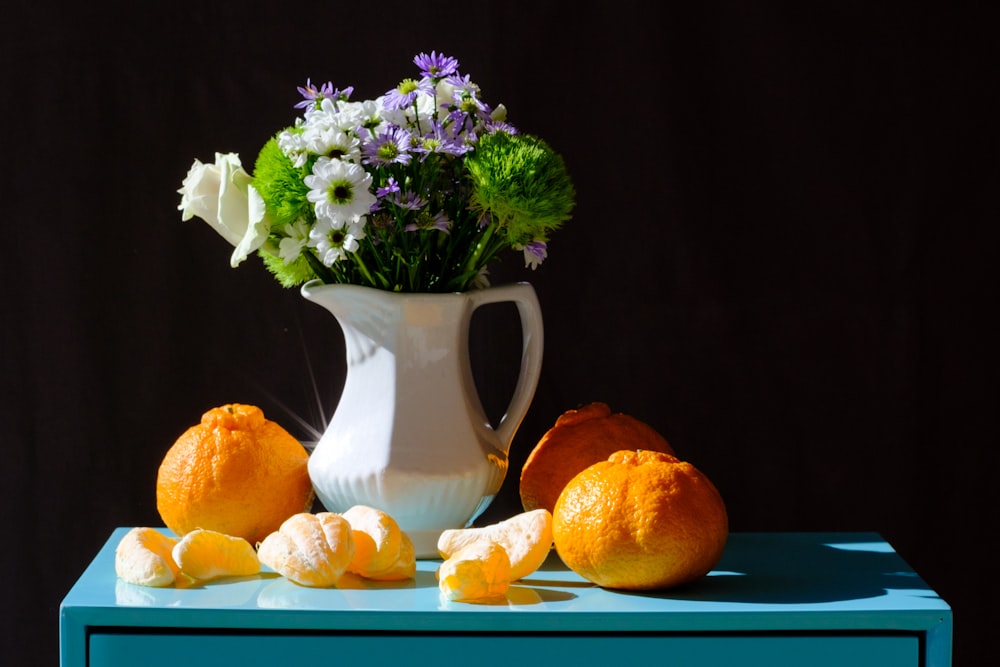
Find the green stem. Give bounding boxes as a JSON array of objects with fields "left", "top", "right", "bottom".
[
  {"left": 303, "top": 250, "right": 337, "bottom": 284},
  {"left": 351, "top": 251, "right": 385, "bottom": 290},
  {"left": 463, "top": 221, "right": 497, "bottom": 275}
]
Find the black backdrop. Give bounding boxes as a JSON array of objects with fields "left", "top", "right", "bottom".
[{"left": 2, "top": 2, "right": 997, "bottom": 664}]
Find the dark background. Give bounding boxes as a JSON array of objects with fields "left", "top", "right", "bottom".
[{"left": 2, "top": 2, "right": 997, "bottom": 664}]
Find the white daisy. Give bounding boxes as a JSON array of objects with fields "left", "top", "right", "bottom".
[
  {"left": 277, "top": 126, "right": 310, "bottom": 168},
  {"left": 278, "top": 218, "right": 311, "bottom": 263},
  {"left": 304, "top": 157, "right": 376, "bottom": 228},
  {"left": 304, "top": 126, "right": 361, "bottom": 162},
  {"left": 309, "top": 217, "right": 363, "bottom": 266},
  {"left": 334, "top": 99, "right": 385, "bottom": 133}
]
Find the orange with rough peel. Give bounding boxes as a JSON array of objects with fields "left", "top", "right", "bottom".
[
  {"left": 520, "top": 402, "right": 675, "bottom": 514},
  {"left": 553, "top": 449, "right": 728, "bottom": 590},
  {"left": 115, "top": 527, "right": 181, "bottom": 587},
  {"left": 156, "top": 404, "right": 315, "bottom": 545},
  {"left": 437, "top": 508, "right": 553, "bottom": 580},
  {"left": 437, "top": 541, "right": 512, "bottom": 602},
  {"left": 257, "top": 512, "right": 356, "bottom": 587},
  {"left": 171, "top": 528, "right": 261, "bottom": 581}
]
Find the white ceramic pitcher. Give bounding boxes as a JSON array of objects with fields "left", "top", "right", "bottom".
[{"left": 300, "top": 280, "right": 544, "bottom": 557}]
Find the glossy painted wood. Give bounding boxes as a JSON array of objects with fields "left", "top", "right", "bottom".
[{"left": 61, "top": 531, "right": 951, "bottom": 666}]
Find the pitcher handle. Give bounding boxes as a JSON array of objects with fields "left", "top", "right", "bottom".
[{"left": 468, "top": 282, "right": 544, "bottom": 453}]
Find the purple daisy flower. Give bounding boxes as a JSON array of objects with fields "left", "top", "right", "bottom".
[
  {"left": 394, "top": 190, "right": 428, "bottom": 211},
  {"left": 383, "top": 77, "right": 435, "bottom": 111},
  {"left": 361, "top": 125, "right": 413, "bottom": 166},
  {"left": 414, "top": 120, "right": 469, "bottom": 159},
  {"left": 444, "top": 108, "right": 476, "bottom": 136},
  {"left": 370, "top": 177, "right": 401, "bottom": 213},
  {"left": 295, "top": 79, "right": 331, "bottom": 108},
  {"left": 295, "top": 80, "right": 353, "bottom": 110},
  {"left": 414, "top": 51, "right": 459, "bottom": 80},
  {"left": 376, "top": 177, "right": 401, "bottom": 199},
  {"left": 405, "top": 211, "right": 451, "bottom": 234},
  {"left": 443, "top": 74, "right": 483, "bottom": 102},
  {"left": 443, "top": 75, "right": 491, "bottom": 121},
  {"left": 484, "top": 120, "right": 519, "bottom": 135},
  {"left": 522, "top": 241, "right": 548, "bottom": 269}
]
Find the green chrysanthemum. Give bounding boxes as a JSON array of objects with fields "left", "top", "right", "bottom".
[
  {"left": 465, "top": 132, "right": 575, "bottom": 245},
  {"left": 251, "top": 135, "right": 320, "bottom": 286},
  {"left": 252, "top": 136, "right": 313, "bottom": 225},
  {"left": 259, "top": 249, "right": 317, "bottom": 288}
]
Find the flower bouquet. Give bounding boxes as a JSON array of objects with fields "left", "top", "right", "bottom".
[{"left": 178, "top": 51, "right": 575, "bottom": 293}]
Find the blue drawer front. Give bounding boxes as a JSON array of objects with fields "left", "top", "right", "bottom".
[{"left": 90, "top": 631, "right": 919, "bottom": 667}]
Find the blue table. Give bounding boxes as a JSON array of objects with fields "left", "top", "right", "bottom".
[{"left": 60, "top": 530, "right": 951, "bottom": 666}]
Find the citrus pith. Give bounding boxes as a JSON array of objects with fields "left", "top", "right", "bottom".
[
  {"left": 437, "top": 509, "right": 552, "bottom": 581},
  {"left": 257, "top": 512, "right": 356, "bottom": 587},
  {"left": 114, "top": 527, "right": 181, "bottom": 588},
  {"left": 437, "top": 541, "right": 512, "bottom": 602}
]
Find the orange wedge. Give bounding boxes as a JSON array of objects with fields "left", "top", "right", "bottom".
[
  {"left": 114, "top": 527, "right": 182, "bottom": 588},
  {"left": 257, "top": 512, "right": 356, "bottom": 587},
  {"left": 437, "top": 541, "right": 511, "bottom": 602},
  {"left": 171, "top": 528, "right": 260, "bottom": 581},
  {"left": 341, "top": 505, "right": 405, "bottom": 577},
  {"left": 437, "top": 509, "right": 552, "bottom": 580},
  {"left": 363, "top": 531, "right": 416, "bottom": 581}
]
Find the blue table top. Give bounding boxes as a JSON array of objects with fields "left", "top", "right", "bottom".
[{"left": 61, "top": 529, "right": 950, "bottom": 635}]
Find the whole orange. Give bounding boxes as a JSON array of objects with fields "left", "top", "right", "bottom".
[
  {"left": 553, "top": 449, "right": 728, "bottom": 590},
  {"left": 156, "top": 404, "right": 315, "bottom": 544},
  {"left": 519, "top": 402, "right": 674, "bottom": 514}
]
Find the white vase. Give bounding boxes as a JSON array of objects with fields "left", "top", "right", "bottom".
[{"left": 300, "top": 280, "right": 544, "bottom": 557}]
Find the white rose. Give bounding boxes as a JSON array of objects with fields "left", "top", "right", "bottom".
[
  {"left": 177, "top": 152, "right": 270, "bottom": 267},
  {"left": 435, "top": 80, "right": 458, "bottom": 115}
]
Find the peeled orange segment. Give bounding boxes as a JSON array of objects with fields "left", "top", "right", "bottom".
[
  {"left": 114, "top": 527, "right": 181, "bottom": 588},
  {"left": 171, "top": 528, "right": 260, "bottom": 581},
  {"left": 437, "top": 542, "right": 512, "bottom": 602},
  {"left": 364, "top": 531, "right": 417, "bottom": 581},
  {"left": 437, "top": 509, "right": 553, "bottom": 581},
  {"left": 257, "top": 512, "right": 356, "bottom": 587},
  {"left": 341, "top": 505, "right": 404, "bottom": 576}
]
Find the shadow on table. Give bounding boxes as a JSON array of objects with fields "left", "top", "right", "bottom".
[{"left": 628, "top": 532, "right": 935, "bottom": 605}]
